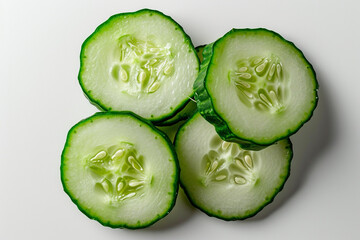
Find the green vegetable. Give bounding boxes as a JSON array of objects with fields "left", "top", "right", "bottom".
[
  {"left": 194, "top": 29, "right": 318, "bottom": 149},
  {"left": 175, "top": 112, "right": 292, "bottom": 220},
  {"left": 79, "top": 9, "right": 199, "bottom": 122},
  {"left": 61, "top": 112, "right": 179, "bottom": 228}
]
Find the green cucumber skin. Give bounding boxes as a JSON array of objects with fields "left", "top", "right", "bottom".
[
  {"left": 78, "top": 9, "right": 200, "bottom": 123},
  {"left": 194, "top": 28, "right": 318, "bottom": 148},
  {"left": 61, "top": 111, "right": 180, "bottom": 229},
  {"left": 155, "top": 45, "right": 204, "bottom": 126},
  {"left": 154, "top": 99, "right": 191, "bottom": 126},
  {"left": 194, "top": 43, "right": 266, "bottom": 150},
  {"left": 155, "top": 100, "right": 197, "bottom": 126},
  {"left": 174, "top": 113, "right": 293, "bottom": 220}
]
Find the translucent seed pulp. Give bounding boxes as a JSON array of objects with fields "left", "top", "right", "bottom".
[
  {"left": 117, "top": 181, "right": 124, "bottom": 192},
  {"left": 221, "top": 141, "right": 231, "bottom": 151},
  {"left": 120, "top": 67, "right": 128, "bottom": 82},
  {"left": 215, "top": 175, "right": 227, "bottom": 181},
  {"left": 91, "top": 151, "right": 107, "bottom": 161},
  {"left": 128, "top": 179, "right": 144, "bottom": 187},
  {"left": 112, "top": 149, "right": 124, "bottom": 159},
  {"left": 208, "top": 161, "right": 219, "bottom": 175},
  {"left": 201, "top": 135, "right": 257, "bottom": 186},
  {"left": 244, "top": 155, "right": 253, "bottom": 169},
  {"left": 255, "top": 59, "right": 268, "bottom": 73},
  {"left": 110, "top": 35, "right": 175, "bottom": 95},
  {"left": 238, "top": 66, "right": 248, "bottom": 72},
  {"left": 234, "top": 176, "right": 246, "bottom": 185},
  {"left": 137, "top": 71, "right": 147, "bottom": 84},
  {"left": 148, "top": 82, "right": 160, "bottom": 93},
  {"left": 231, "top": 55, "right": 288, "bottom": 113},
  {"left": 86, "top": 143, "right": 146, "bottom": 204},
  {"left": 128, "top": 155, "right": 144, "bottom": 172}
]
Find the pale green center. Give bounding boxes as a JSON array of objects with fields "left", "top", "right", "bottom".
[
  {"left": 229, "top": 55, "right": 288, "bottom": 113},
  {"left": 110, "top": 35, "right": 174, "bottom": 95},
  {"left": 86, "top": 143, "right": 147, "bottom": 205},
  {"left": 201, "top": 135, "right": 257, "bottom": 186}
]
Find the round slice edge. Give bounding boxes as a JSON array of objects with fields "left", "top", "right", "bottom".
[
  {"left": 194, "top": 28, "right": 318, "bottom": 147},
  {"left": 79, "top": 9, "right": 199, "bottom": 122},
  {"left": 175, "top": 112, "right": 292, "bottom": 220},
  {"left": 61, "top": 112, "right": 179, "bottom": 228}
]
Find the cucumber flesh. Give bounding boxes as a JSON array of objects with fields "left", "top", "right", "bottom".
[
  {"left": 61, "top": 112, "right": 179, "bottom": 228},
  {"left": 175, "top": 112, "right": 292, "bottom": 220},
  {"left": 194, "top": 29, "right": 318, "bottom": 147},
  {"left": 155, "top": 45, "right": 203, "bottom": 126},
  {"left": 79, "top": 9, "right": 199, "bottom": 122}
]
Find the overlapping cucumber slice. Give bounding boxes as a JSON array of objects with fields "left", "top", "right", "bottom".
[
  {"left": 175, "top": 112, "right": 292, "bottom": 220},
  {"left": 194, "top": 29, "right": 318, "bottom": 149}
]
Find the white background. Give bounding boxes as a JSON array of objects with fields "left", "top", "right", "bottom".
[{"left": 1, "top": 0, "right": 359, "bottom": 239}]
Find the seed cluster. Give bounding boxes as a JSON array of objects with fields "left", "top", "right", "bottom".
[
  {"left": 202, "top": 135, "right": 256, "bottom": 186},
  {"left": 87, "top": 143, "right": 145, "bottom": 204},
  {"left": 110, "top": 35, "right": 174, "bottom": 95},
  {"left": 230, "top": 56, "right": 287, "bottom": 113}
]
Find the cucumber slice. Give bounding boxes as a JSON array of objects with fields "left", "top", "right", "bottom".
[
  {"left": 79, "top": 9, "right": 199, "bottom": 122},
  {"left": 61, "top": 112, "right": 179, "bottom": 228},
  {"left": 175, "top": 112, "right": 292, "bottom": 220},
  {"left": 194, "top": 29, "right": 318, "bottom": 148}
]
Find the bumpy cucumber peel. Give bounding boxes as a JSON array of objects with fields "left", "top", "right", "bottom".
[{"left": 194, "top": 28, "right": 318, "bottom": 149}]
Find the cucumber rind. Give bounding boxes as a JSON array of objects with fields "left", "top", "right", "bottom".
[
  {"left": 194, "top": 28, "right": 318, "bottom": 148},
  {"left": 155, "top": 45, "right": 204, "bottom": 126},
  {"left": 174, "top": 112, "right": 293, "bottom": 220},
  {"left": 61, "top": 111, "right": 179, "bottom": 229},
  {"left": 155, "top": 99, "right": 197, "bottom": 126},
  {"left": 78, "top": 9, "right": 199, "bottom": 123},
  {"left": 194, "top": 42, "right": 265, "bottom": 150}
]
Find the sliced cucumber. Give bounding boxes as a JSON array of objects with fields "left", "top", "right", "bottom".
[
  {"left": 194, "top": 29, "right": 318, "bottom": 148},
  {"left": 175, "top": 112, "right": 292, "bottom": 220},
  {"left": 61, "top": 112, "right": 179, "bottom": 228},
  {"left": 79, "top": 9, "right": 199, "bottom": 122}
]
